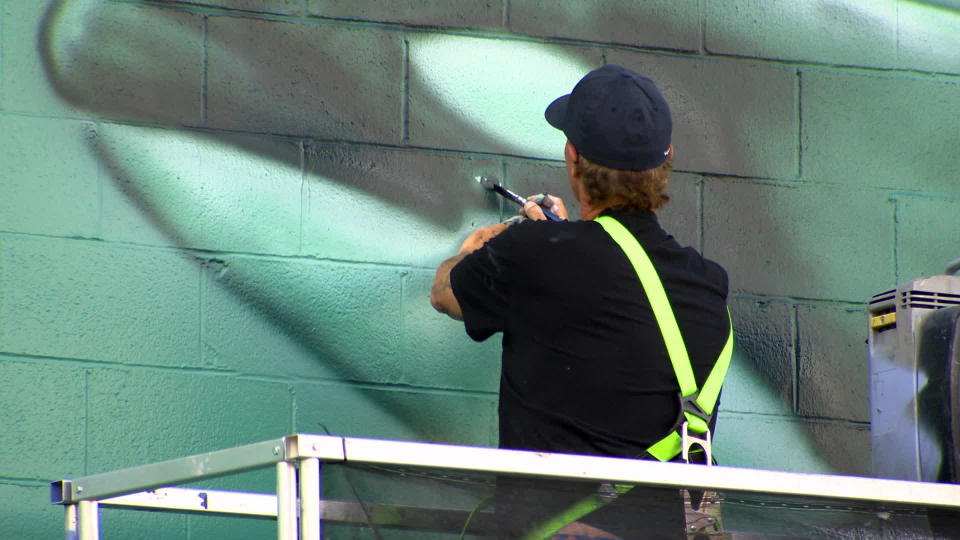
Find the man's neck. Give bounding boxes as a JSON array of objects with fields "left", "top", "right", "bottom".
[{"left": 579, "top": 199, "right": 628, "bottom": 221}]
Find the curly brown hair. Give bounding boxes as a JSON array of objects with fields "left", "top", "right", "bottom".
[{"left": 578, "top": 154, "right": 672, "bottom": 211}]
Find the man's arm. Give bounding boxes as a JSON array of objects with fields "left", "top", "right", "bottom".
[
  {"left": 431, "top": 252, "right": 468, "bottom": 320},
  {"left": 430, "top": 222, "right": 509, "bottom": 320}
]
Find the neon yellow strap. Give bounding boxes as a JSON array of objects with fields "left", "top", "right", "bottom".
[
  {"left": 519, "top": 484, "right": 632, "bottom": 540},
  {"left": 595, "top": 215, "right": 733, "bottom": 460},
  {"left": 594, "top": 216, "right": 696, "bottom": 395}
]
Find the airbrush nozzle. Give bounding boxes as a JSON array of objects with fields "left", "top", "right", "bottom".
[{"left": 476, "top": 176, "right": 524, "bottom": 205}]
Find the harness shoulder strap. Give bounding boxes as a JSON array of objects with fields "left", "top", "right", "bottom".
[{"left": 594, "top": 215, "right": 733, "bottom": 461}]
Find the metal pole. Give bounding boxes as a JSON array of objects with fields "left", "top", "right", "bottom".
[
  {"left": 277, "top": 461, "right": 297, "bottom": 540},
  {"left": 299, "top": 458, "right": 321, "bottom": 540},
  {"left": 77, "top": 501, "right": 99, "bottom": 540},
  {"left": 64, "top": 504, "right": 78, "bottom": 540}
]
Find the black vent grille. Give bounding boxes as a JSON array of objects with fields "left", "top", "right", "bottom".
[
  {"left": 900, "top": 290, "right": 960, "bottom": 310},
  {"left": 870, "top": 289, "right": 896, "bottom": 305}
]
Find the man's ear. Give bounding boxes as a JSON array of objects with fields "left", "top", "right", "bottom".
[{"left": 564, "top": 140, "right": 580, "bottom": 170}]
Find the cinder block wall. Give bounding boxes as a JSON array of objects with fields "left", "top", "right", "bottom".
[{"left": 2, "top": 0, "right": 959, "bottom": 537}]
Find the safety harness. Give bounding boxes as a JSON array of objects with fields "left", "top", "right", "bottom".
[
  {"left": 595, "top": 215, "right": 733, "bottom": 464},
  {"left": 519, "top": 216, "right": 734, "bottom": 540}
]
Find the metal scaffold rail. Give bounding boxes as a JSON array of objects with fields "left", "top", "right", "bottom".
[{"left": 51, "top": 433, "right": 960, "bottom": 539}]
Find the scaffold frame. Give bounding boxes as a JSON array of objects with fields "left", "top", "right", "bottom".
[{"left": 51, "top": 433, "right": 960, "bottom": 539}]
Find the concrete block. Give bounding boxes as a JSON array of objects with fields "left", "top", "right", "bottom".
[
  {"left": 302, "top": 144, "right": 500, "bottom": 266},
  {"left": 202, "top": 256, "right": 404, "bottom": 384},
  {"left": 802, "top": 70, "right": 960, "bottom": 193},
  {"left": 400, "top": 270, "right": 500, "bottom": 392},
  {"left": 604, "top": 51, "right": 799, "bottom": 179},
  {"left": 0, "top": 114, "right": 99, "bottom": 237},
  {"left": 797, "top": 303, "right": 869, "bottom": 423},
  {"left": 896, "top": 2, "right": 960, "bottom": 75},
  {"left": 294, "top": 381, "right": 498, "bottom": 446},
  {"left": 0, "top": 358, "right": 85, "bottom": 479},
  {"left": 407, "top": 34, "right": 602, "bottom": 158},
  {"left": 8, "top": 0, "right": 202, "bottom": 123},
  {"left": 308, "top": 0, "right": 504, "bottom": 28},
  {"left": 725, "top": 297, "right": 795, "bottom": 413},
  {"left": 98, "top": 123, "right": 303, "bottom": 255},
  {"left": 509, "top": 0, "right": 700, "bottom": 52},
  {"left": 705, "top": 0, "right": 897, "bottom": 69},
  {"left": 206, "top": 16, "right": 402, "bottom": 142},
  {"left": 696, "top": 59, "right": 799, "bottom": 180},
  {"left": 806, "top": 420, "right": 871, "bottom": 477},
  {"left": 0, "top": 484, "right": 73, "bottom": 540},
  {"left": 703, "top": 180, "right": 895, "bottom": 302},
  {"left": 714, "top": 413, "right": 834, "bottom": 473},
  {"left": 86, "top": 368, "right": 290, "bottom": 472},
  {"left": 2, "top": 0, "right": 67, "bottom": 114},
  {"left": 0, "top": 237, "right": 200, "bottom": 366},
  {"left": 895, "top": 195, "right": 960, "bottom": 282}
]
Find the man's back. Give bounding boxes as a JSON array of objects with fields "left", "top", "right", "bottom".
[{"left": 451, "top": 207, "right": 729, "bottom": 457}]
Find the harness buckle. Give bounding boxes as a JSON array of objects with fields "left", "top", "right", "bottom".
[{"left": 680, "top": 421, "right": 713, "bottom": 465}]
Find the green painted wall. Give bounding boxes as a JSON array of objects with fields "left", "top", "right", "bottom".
[{"left": 1, "top": 0, "right": 959, "bottom": 537}]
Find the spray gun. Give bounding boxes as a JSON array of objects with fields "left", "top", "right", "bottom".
[{"left": 475, "top": 176, "right": 566, "bottom": 222}]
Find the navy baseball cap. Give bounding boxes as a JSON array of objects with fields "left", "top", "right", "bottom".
[{"left": 545, "top": 65, "right": 672, "bottom": 171}]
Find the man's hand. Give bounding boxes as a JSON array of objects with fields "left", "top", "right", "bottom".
[
  {"left": 431, "top": 222, "right": 511, "bottom": 320},
  {"left": 521, "top": 194, "right": 569, "bottom": 221}
]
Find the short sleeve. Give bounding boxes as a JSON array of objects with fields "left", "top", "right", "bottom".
[{"left": 449, "top": 230, "right": 516, "bottom": 341}]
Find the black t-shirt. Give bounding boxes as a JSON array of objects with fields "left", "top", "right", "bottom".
[{"left": 450, "top": 208, "right": 730, "bottom": 458}]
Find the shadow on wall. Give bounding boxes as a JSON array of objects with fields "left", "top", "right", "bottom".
[
  {"left": 37, "top": 1, "right": 509, "bottom": 232},
  {"left": 36, "top": 0, "right": 859, "bottom": 469}
]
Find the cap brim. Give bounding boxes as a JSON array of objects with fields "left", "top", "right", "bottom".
[{"left": 544, "top": 94, "right": 570, "bottom": 130}]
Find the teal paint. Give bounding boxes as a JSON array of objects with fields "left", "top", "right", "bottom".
[
  {"left": 897, "top": 1, "right": 960, "bottom": 72},
  {"left": 3, "top": 0, "right": 960, "bottom": 537},
  {"left": 407, "top": 34, "right": 592, "bottom": 159},
  {"left": 0, "top": 115, "right": 100, "bottom": 237},
  {"left": 0, "top": 359, "right": 86, "bottom": 479},
  {"left": 896, "top": 196, "right": 960, "bottom": 282},
  {"left": 703, "top": 180, "right": 896, "bottom": 302},
  {"left": 802, "top": 70, "right": 960, "bottom": 194}
]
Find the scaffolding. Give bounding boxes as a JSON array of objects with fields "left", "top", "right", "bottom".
[{"left": 51, "top": 433, "right": 960, "bottom": 539}]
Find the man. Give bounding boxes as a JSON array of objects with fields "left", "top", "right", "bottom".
[{"left": 431, "top": 65, "right": 731, "bottom": 538}]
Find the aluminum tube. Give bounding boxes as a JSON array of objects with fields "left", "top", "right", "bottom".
[
  {"left": 299, "top": 458, "right": 321, "bottom": 540},
  {"left": 77, "top": 501, "right": 99, "bottom": 540},
  {"left": 64, "top": 504, "right": 78, "bottom": 540},
  {"left": 276, "top": 461, "right": 297, "bottom": 540}
]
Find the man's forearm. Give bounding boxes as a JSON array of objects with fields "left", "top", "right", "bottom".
[
  {"left": 431, "top": 222, "right": 510, "bottom": 321},
  {"left": 431, "top": 253, "right": 467, "bottom": 320}
]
